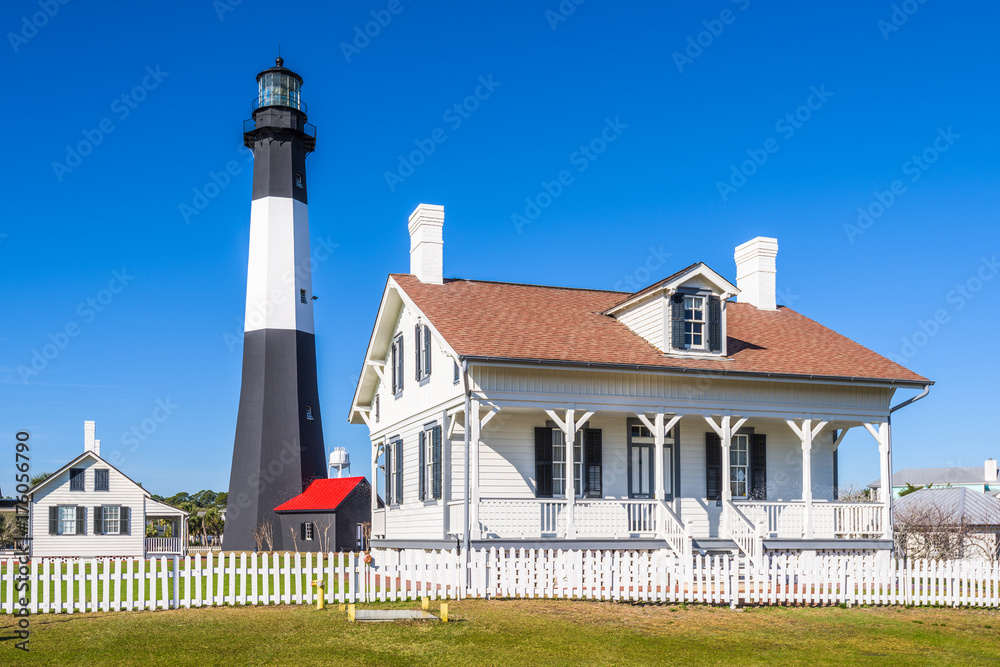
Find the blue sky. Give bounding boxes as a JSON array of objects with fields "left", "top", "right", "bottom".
[{"left": 1, "top": 0, "right": 997, "bottom": 497}]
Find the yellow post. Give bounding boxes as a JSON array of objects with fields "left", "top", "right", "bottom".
[
  {"left": 312, "top": 580, "right": 326, "bottom": 610},
  {"left": 338, "top": 603, "right": 346, "bottom": 612},
  {"left": 421, "top": 596, "right": 429, "bottom": 610},
  {"left": 440, "top": 602, "right": 448, "bottom": 622},
  {"left": 348, "top": 603, "right": 356, "bottom": 622}
]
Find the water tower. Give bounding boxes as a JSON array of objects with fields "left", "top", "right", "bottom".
[{"left": 329, "top": 447, "right": 351, "bottom": 478}]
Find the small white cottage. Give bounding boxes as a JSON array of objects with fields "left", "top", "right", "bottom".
[{"left": 27, "top": 421, "right": 188, "bottom": 558}]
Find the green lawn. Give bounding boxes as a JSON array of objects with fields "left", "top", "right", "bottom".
[{"left": 3, "top": 599, "right": 999, "bottom": 666}]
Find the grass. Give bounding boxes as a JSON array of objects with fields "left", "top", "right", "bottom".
[{"left": 3, "top": 599, "right": 999, "bottom": 666}]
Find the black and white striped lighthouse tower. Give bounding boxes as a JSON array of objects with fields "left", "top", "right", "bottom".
[{"left": 224, "top": 58, "right": 327, "bottom": 552}]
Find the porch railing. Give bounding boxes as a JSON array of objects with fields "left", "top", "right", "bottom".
[
  {"left": 734, "top": 501, "right": 885, "bottom": 539},
  {"left": 479, "top": 499, "right": 661, "bottom": 539},
  {"left": 145, "top": 537, "right": 184, "bottom": 554},
  {"left": 723, "top": 501, "right": 764, "bottom": 566},
  {"left": 659, "top": 500, "right": 693, "bottom": 561}
]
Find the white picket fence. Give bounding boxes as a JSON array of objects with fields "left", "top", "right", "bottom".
[{"left": 3, "top": 549, "right": 999, "bottom": 614}]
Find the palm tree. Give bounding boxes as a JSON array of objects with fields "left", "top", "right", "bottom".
[
  {"left": 29, "top": 472, "right": 52, "bottom": 487},
  {"left": 202, "top": 507, "right": 223, "bottom": 548}
]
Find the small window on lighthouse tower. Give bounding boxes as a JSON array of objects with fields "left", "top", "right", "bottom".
[
  {"left": 300, "top": 289, "right": 307, "bottom": 304},
  {"left": 295, "top": 174, "right": 303, "bottom": 188},
  {"left": 305, "top": 406, "right": 314, "bottom": 421}
]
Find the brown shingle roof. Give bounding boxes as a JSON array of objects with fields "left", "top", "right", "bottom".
[{"left": 391, "top": 274, "right": 929, "bottom": 384}]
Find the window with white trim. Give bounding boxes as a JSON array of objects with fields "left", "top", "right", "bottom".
[
  {"left": 303, "top": 523, "right": 314, "bottom": 540},
  {"left": 415, "top": 324, "right": 431, "bottom": 381},
  {"left": 684, "top": 296, "right": 706, "bottom": 349},
  {"left": 730, "top": 434, "right": 749, "bottom": 499},
  {"left": 102, "top": 506, "right": 120, "bottom": 535},
  {"left": 59, "top": 506, "right": 76, "bottom": 535}
]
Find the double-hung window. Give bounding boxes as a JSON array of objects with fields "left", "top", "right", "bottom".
[
  {"left": 59, "top": 506, "right": 77, "bottom": 535},
  {"left": 418, "top": 424, "right": 443, "bottom": 501},
  {"left": 102, "top": 506, "right": 120, "bottom": 535},
  {"left": 552, "top": 430, "right": 582, "bottom": 498},
  {"left": 730, "top": 434, "right": 749, "bottom": 499},
  {"left": 684, "top": 296, "right": 706, "bottom": 349}
]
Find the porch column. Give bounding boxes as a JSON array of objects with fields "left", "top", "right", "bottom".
[
  {"left": 546, "top": 408, "right": 594, "bottom": 540},
  {"left": 470, "top": 398, "right": 482, "bottom": 540},
  {"left": 786, "top": 418, "right": 827, "bottom": 539},
  {"left": 864, "top": 421, "right": 892, "bottom": 539},
  {"left": 638, "top": 412, "right": 683, "bottom": 538}
]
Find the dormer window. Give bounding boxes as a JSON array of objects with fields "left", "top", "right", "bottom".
[{"left": 684, "top": 296, "right": 706, "bottom": 349}]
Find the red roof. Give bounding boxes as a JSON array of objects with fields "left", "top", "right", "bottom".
[
  {"left": 274, "top": 477, "right": 367, "bottom": 512},
  {"left": 391, "top": 274, "right": 928, "bottom": 384}
]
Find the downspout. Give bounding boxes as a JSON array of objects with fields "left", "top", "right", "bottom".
[
  {"left": 885, "top": 383, "right": 932, "bottom": 547},
  {"left": 461, "top": 359, "right": 472, "bottom": 573}
]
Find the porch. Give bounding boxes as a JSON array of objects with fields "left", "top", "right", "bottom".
[{"left": 145, "top": 499, "right": 188, "bottom": 557}]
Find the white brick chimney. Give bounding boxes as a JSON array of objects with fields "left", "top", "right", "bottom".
[
  {"left": 84, "top": 420, "right": 96, "bottom": 453},
  {"left": 408, "top": 204, "right": 444, "bottom": 284},
  {"left": 986, "top": 458, "right": 998, "bottom": 483},
  {"left": 734, "top": 237, "right": 779, "bottom": 310}
]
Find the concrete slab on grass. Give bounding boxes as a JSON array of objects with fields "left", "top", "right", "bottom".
[{"left": 354, "top": 609, "right": 440, "bottom": 622}]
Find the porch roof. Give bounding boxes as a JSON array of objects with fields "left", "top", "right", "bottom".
[
  {"left": 146, "top": 498, "right": 188, "bottom": 517},
  {"left": 391, "top": 274, "right": 928, "bottom": 385}
]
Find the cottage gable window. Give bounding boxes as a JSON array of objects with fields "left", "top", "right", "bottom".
[
  {"left": 94, "top": 469, "right": 109, "bottom": 491},
  {"left": 69, "top": 468, "right": 85, "bottom": 491}
]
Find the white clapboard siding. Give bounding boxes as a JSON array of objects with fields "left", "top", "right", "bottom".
[
  {"left": 5, "top": 551, "right": 997, "bottom": 613},
  {"left": 616, "top": 294, "right": 664, "bottom": 351}
]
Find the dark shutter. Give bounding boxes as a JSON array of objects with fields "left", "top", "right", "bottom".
[
  {"left": 49, "top": 506, "right": 58, "bottom": 535},
  {"left": 391, "top": 341, "right": 398, "bottom": 393},
  {"left": 385, "top": 443, "right": 393, "bottom": 505},
  {"left": 432, "top": 425, "right": 442, "bottom": 500},
  {"left": 95, "top": 469, "right": 109, "bottom": 491},
  {"left": 398, "top": 337, "right": 404, "bottom": 391},
  {"left": 414, "top": 324, "right": 422, "bottom": 380},
  {"left": 94, "top": 506, "right": 103, "bottom": 535},
  {"left": 750, "top": 434, "right": 767, "bottom": 500},
  {"left": 535, "top": 427, "right": 554, "bottom": 498},
  {"left": 584, "top": 429, "right": 603, "bottom": 498},
  {"left": 70, "top": 468, "right": 84, "bottom": 491},
  {"left": 423, "top": 325, "right": 432, "bottom": 377},
  {"left": 705, "top": 433, "right": 722, "bottom": 500},
  {"left": 121, "top": 507, "right": 130, "bottom": 535},
  {"left": 708, "top": 295, "right": 722, "bottom": 352},
  {"left": 418, "top": 431, "right": 426, "bottom": 501},
  {"left": 300, "top": 522, "right": 307, "bottom": 541},
  {"left": 671, "top": 294, "right": 685, "bottom": 349},
  {"left": 395, "top": 439, "right": 403, "bottom": 503},
  {"left": 76, "top": 506, "right": 86, "bottom": 535}
]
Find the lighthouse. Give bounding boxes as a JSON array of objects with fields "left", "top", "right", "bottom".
[{"left": 224, "top": 58, "right": 327, "bottom": 552}]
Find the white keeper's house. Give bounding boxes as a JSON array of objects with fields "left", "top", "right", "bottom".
[
  {"left": 26, "top": 422, "right": 188, "bottom": 559},
  {"left": 349, "top": 204, "right": 931, "bottom": 562}
]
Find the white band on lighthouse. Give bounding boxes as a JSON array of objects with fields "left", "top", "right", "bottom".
[{"left": 244, "top": 196, "right": 314, "bottom": 334}]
